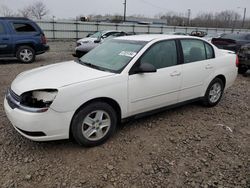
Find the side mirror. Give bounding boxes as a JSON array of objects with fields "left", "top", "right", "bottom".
[
  {"left": 86, "top": 33, "right": 92, "bottom": 37},
  {"left": 94, "top": 39, "right": 101, "bottom": 43},
  {"left": 133, "top": 63, "right": 157, "bottom": 74}
]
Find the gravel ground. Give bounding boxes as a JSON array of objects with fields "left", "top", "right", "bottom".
[{"left": 0, "top": 41, "right": 249, "bottom": 188}]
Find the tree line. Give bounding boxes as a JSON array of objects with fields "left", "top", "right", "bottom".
[
  {"left": 0, "top": 1, "right": 49, "bottom": 20},
  {"left": 157, "top": 10, "right": 249, "bottom": 29}
]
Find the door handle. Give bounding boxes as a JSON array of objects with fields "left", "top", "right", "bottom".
[
  {"left": 205, "top": 64, "right": 213, "bottom": 69},
  {"left": 2, "top": 38, "right": 10, "bottom": 40},
  {"left": 170, "top": 71, "right": 181, "bottom": 77}
]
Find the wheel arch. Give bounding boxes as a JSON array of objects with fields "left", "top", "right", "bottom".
[
  {"left": 214, "top": 74, "right": 226, "bottom": 88},
  {"left": 69, "top": 97, "right": 122, "bottom": 139},
  {"left": 15, "top": 43, "right": 35, "bottom": 54}
]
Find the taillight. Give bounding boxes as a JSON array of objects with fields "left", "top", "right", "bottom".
[
  {"left": 41, "top": 34, "right": 47, "bottom": 44},
  {"left": 236, "top": 55, "right": 239, "bottom": 67}
]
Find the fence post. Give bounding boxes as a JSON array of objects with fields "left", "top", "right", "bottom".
[
  {"left": 75, "top": 20, "right": 79, "bottom": 39},
  {"left": 161, "top": 25, "right": 163, "bottom": 34},
  {"left": 96, "top": 22, "right": 99, "bottom": 32},
  {"left": 52, "top": 20, "right": 55, "bottom": 39},
  {"left": 132, "top": 24, "right": 135, "bottom": 33}
]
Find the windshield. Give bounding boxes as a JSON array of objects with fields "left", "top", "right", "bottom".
[
  {"left": 79, "top": 39, "right": 147, "bottom": 73},
  {"left": 90, "top": 31, "right": 103, "bottom": 38}
]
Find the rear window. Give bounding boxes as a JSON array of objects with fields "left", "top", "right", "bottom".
[
  {"left": 13, "top": 23, "right": 37, "bottom": 32},
  {"left": 0, "top": 23, "right": 5, "bottom": 33}
]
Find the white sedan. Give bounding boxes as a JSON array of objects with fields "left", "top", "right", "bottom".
[{"left": 4, "top": 35, "right": 238, "bottom": 147}]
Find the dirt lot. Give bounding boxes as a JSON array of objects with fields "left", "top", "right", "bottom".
[{"left": 0, "top": 41, "right": 249, "bottom": 188}]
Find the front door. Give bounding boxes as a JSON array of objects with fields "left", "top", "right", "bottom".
[{"left": 128, "top": 40, "right": 182, "bottom": 116}]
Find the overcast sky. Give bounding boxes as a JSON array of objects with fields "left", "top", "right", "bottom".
[{"left": 1, "top": 0, "right": 249, "bottom": 19}]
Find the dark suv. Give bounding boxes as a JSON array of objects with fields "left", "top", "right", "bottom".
[{"left": 0, "top": 17, "right": 49, "bottom": 63}]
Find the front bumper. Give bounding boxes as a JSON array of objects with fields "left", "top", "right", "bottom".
[{"left": 4, "top": 97, "right": 74, "bottom": 141}]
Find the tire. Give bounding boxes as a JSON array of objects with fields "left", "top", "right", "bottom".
[
  {"left": 202, "top": 78, "right": 224, "bottom": 107},
  {"left": 238, "top": 66, "right": 248, "bottom": 74},
  {"left": 71, "top": 102, "right": 117, "bottom": 147},
  {"left": 16, "top": 46, "right": 35, "bottom": 63}
]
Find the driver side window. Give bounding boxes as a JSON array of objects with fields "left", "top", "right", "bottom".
[{"left": 140, "top": 40, "right": 178, "bottom": 69}]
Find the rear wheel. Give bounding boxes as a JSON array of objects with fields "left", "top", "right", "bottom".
[
  {"left": 16, "top": 46, "right": 35, "bottom": 63},
  {"left": 71, "top": 102, "right": 117, "bottom": 147},
  {"left": 203, "top": 78, "right": 224, "bottom": 107}
]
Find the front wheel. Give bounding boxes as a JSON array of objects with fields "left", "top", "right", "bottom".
[
  {"left": 202, "top": 78, "right": 224, "bottom": 107},
  {"left": 71, "top": 102, "right": 117, "bottom": 147}
]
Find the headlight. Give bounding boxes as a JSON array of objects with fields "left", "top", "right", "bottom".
[{"left": 20, "top": 89, "right": 58, "bottom": 112}]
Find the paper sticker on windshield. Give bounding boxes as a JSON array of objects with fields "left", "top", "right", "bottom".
[{"left": 119, "top": 51, "right": 137, "bottom": 57}]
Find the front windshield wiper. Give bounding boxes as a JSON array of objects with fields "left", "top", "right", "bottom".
[{"left": 78, "top": 59, "right": 108, "bottom": 72}]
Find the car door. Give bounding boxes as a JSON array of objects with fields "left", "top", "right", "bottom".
[
  {"left": 178, "top": 39, "right": 215, "bottom": 102},
  {"left": 0, "top": 21, "right": 12, "bottom": 56},
  {"left": 128, "top": 40, "right": 182, "bottom": 116}
]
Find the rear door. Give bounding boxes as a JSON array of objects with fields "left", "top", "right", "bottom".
[
  {"left": 0, "top": 21, "right": 13, "bottom": 56},
  {"left": 178, "top": 39, "right": 215, "bottom": 102}
]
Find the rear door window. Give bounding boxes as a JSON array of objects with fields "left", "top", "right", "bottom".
[
  {"left": 13, "top": 23, "right": 37, "bottom": 32},
  {"left": 181, "top": 39, "right": 206, "bottom": 63}
]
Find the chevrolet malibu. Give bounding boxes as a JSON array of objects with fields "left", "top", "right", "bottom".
[{"left": 4, "top": 35, "right": 238, "bottom": 147}]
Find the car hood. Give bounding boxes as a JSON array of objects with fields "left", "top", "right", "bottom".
[
  {"left": 77, "top": 37, "right": 97, "bottom": 44},
  {"left": 11, "top": 61, "right": 115, "bottom": 95},
  {"left": 75, "top": 43, "right": 99, "bottom": 51}
]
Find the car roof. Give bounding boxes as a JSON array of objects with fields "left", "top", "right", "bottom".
[
  {"left": 115, "top": 34, "right": 200, "bottom": 42},
  {"left": 102, "top": 30, "right": 124, "bottom": 34},
  {"left": 0, "top": 17, "right": 30, "bottom": 21}
]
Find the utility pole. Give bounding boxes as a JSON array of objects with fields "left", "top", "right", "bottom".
[
  {"left": 242, "top": 8, "right": 246, "bottom": 28},
  {"left": 123, "top": 0, "right": 127, "bottom": 22},
  {"left": 187, "top": 9, "right": 191, "bottom": 26},
  {"left": 238, "top": 7, "right": 247, "bottom": 28}
]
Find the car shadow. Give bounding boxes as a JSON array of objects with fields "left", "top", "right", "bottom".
[
  {"left": 0, "top": 59, "right": 20, "bottom": 65},
  {"left": 242, "top": 71, "right": 250, "bottom": 77},
  {"left": 119, "top": 101, "right": 201, "bottom": 130},
  {"left": 0, "top": 57, "right": 46, "bottom": 65}
]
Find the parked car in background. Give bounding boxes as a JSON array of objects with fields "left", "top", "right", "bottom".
[
  {"left": 202, "top": 33, "right": 225, "bottom": 42},
  {"left": 190, "top": 31, "right": 207, "bottom": 37},
  {"left": 0, "top": 17, "right": 49, "bottom": 63},
  {"left": 74, "top": 31, "right": 131, "bottom": 58},
  {"left": 76, "top": 30, "right": 129, "bottom": 46},
  {"left": 4, "top": 35, "right": 238, "bottom": 147},
  {"left": 211, "top": 33, "right": 250, "bottom": 74}
]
